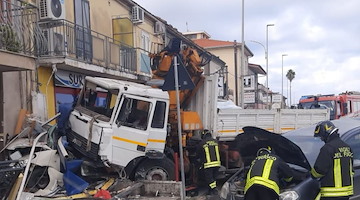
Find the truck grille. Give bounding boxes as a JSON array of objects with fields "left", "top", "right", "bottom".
[{"left": 68, "top": 130, "right": 100, "bottom": 161}]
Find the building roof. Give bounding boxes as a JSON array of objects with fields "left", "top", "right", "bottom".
[
  {"left": 248, "top": 63, "right": 266, "bottom": 75},
  {"left": 183, "top": 31, "right": 211, "bottom": 39},
  {"left": 193, "top": 38, "right": 234, "bottom": 48},
  {"left": 193, "top": 38, "right": 254, "bottom": 57}
]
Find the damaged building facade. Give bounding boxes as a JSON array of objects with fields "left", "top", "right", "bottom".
[{"left": 0, "top": 0, "right": 226, "bottom": 138}]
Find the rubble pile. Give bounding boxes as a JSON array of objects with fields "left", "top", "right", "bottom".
[{"left": 0, "top": 115, "right": 182, "bottom": 200}]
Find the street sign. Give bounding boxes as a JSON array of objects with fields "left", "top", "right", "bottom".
[{"left": 162, "top": 57, "right": 195, "bottom": 91}]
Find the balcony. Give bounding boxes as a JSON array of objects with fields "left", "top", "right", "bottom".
[
  {"left": 0, "top": 0, "right": 39, "bottom": 71},
  {"left": 37, "top": 20, "right": 147, "bottom": 81}
]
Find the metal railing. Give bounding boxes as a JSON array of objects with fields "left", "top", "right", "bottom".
[
  {"left": 0, "top": 0, "right": 41, "bottom": 56},
  {"left": 38, "top": 19, "right": 137, "bottom": 74}
]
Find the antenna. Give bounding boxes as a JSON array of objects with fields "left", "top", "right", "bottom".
[{"left": 186, "top": 22, "right": 189, "bottom": 32}]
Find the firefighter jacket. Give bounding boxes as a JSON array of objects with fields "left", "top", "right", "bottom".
[
  {"left": 197, "top": 136, "right": 221, "bottom": 169},
  {"left": 311, "top": 134, "right": 354, "bottom": 197},
  {"left": 245, "top": 152, "right": 293, "bottom": 195}
]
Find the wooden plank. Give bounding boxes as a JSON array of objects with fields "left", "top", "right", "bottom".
[
  {"left": 14, "top": 109, "right": 27, "bottom": 135},
  {"left": 8, "top": 173, "right": 24, "bottom": 200}
]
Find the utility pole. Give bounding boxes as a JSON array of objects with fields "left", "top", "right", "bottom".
[
  {"left": 234, "top": 40, "right": 238, "bottom": 105},
  {"left": 281, "top": 54, "right": 288, "bottom": 109},
  {"left": 240, "top": 0, "right": 245, "bottom": 108},
  {"left": 266, "top": 24, "right": 274, "bottom": 109}
]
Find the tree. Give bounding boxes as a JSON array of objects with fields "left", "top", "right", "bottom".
[{"left": 286, "top": 69, "right": 296, "bottom": 106}]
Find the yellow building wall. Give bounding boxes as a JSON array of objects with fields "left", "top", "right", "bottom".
[
  {"left": 37, "top": 67, "right": 56, "bottom": 124},
  {"left": 64, "top": 0, "right": 164, "bottom": 70},
  {"left": 90, "top": 1, "right": 129, "bottom": 38},
  {"left": 65, "top": 0, "right": 75, "bottom": 23}
]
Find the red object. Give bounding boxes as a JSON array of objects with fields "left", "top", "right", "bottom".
[
  {"left": 174, "top": 152, "right": 179, "bottom": 181},
  {"left": 94, "top": 189, "right": 111, "bottom": 199},
  {"left": 299, "top": 92, "right": 360, "bottom": 120}
]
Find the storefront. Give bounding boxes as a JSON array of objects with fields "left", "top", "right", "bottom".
[{"left": 54, "top": 70, "right": 84, "bottom": 112}]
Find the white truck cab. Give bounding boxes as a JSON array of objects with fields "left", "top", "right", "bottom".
[{"left": 68, "top": 77, "right": 174, "bottom": 180}]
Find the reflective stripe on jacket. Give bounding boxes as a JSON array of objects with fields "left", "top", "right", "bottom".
[
  {"left": 245, "top": 153, "right": 293, "bottom": 195},
  {"left": 197, "top": 137, "right": 221, "bottom": 169},
  {"left": 311, "top": 136, "right": 354, "bottom": 197}
]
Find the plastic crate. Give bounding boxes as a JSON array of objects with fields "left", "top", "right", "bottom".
[{"left": 0, "top": 160, "right": 24, "bottom": 200}]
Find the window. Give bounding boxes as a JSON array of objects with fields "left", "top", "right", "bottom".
[
  {"left": 140, "top": 31, "right": 151, "bottom": 74},
  {"left": 151, "top": 101, "right": 166, "bottom": 128},
  {"left": 116, "top": 97, "right": 151, "bottom": 130},
  {"left": 347, "top": 100, "right": 351, "bottom": 113},
  {"left": 74, "top": 0, "right": 92, "bottom": 61},
  {"left": 345, "top": 133, "right": 360, "bottom": 160},
  {"left": 112, "top": 18, "right": 133, "bottom": 46},
  {"left": 336, "top": 101, "right": 341, "bottom": 118},
  {"left": 79, "top": 82, "right": 118, "bottom": 121}
]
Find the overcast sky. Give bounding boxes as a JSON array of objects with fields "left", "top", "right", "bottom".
[{"left": 134, "top": 0, "right": 360, "bottom": 105}]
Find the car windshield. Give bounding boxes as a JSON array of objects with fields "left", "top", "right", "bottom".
[
  {"left": 283, "top": 134, "right": 323, "bottom": 166},
  {"left": 299, "top": 100, "right": 335, "bottom": 120}
]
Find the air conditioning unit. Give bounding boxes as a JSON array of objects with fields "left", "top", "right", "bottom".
[
  {"left": 154, "top": 21, "right": 165, "bottom": 34},
  {"left": 131, "top": 6, "right": 144, "bottom": 23},
  {"left": 39, "top": 0, "right": 65, "bottom": 21},
  {"left": 42, "top": 29, "right": 67, "bottom": 56}
]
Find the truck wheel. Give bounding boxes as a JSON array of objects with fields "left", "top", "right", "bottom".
[{"left": 134, "top": 158, "right": 175, "bottom": 181}]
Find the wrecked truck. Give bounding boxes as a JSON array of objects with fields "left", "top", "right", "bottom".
[{"left": 67, "top": 76, "right": 176, "bottom": 181}]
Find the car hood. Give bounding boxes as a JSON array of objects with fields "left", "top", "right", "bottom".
[{"left": 231, "top": 126, "right": 311, "bottom": 170}]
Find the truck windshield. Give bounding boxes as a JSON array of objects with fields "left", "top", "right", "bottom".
[
  {"left": 299, "top": 100, "right": 335, "bottom": 120},
  {"left": 79, "top": 82, "right": 119, "bottom": 121}
]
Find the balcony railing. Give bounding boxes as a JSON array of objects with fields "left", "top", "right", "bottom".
[
  {"left": 38, "top": 20, "right": 138, "bottom": 74},
  {"left": 0, "top": 0, "right": 40, "bottom": 56}
]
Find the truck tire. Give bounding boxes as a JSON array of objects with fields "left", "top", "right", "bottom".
[{"left": 134, "top": 158, "right": 175, "bottom": 181}]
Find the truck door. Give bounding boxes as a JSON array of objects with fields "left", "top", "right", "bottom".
[{"left": 111, "top": 94, "right": 152, "bottom": 167}]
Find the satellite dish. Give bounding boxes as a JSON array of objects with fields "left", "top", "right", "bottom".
[{"left": 51, "top": 0, "right": 62, "bottom": 18}]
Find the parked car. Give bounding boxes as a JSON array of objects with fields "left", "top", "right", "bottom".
[{"left": 220, "top": 117, "right": 360, "bottom": 200}]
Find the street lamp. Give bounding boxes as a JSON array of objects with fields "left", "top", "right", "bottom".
[
  {"left": 266, "top": 24, "right": 274, "bottom": 108},
  {"left": 250, "top": 40, "right": 266, "bottom": 107},
  {"left": 281, "top": 54, "right": 288, "bottom": 108}
]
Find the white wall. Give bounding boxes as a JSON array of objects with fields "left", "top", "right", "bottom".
[{"left": 3, "top": 71, "right": 27, "bottom": 136}]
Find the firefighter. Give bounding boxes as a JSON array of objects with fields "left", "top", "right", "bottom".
[
  {"left": 196, "top": 129, "right": 221, "bottom": 195},
  {"left": 311, "top": 121, "right": 354, "bottom": 200},
  {"left": 244, "top": 146, "right": 293, "bottom": 200}
]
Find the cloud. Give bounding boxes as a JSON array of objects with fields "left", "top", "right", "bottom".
[{"left": 134, "top": 0, "right": 360, "bottom": 104}]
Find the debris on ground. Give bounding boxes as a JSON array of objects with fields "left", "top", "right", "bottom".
[{"left": 0, "top": 114, "right": 222, "bottom": 200}]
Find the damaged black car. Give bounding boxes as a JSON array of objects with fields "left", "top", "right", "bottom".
[{"left": 220, "top": 117, "right": 360, "bottom": 200}]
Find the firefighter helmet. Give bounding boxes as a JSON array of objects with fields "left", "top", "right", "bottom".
[
  {"left": 314, "top": 120, "right": 338, "bottom": 141},
  {"left": 201, "top": 129, "right": 212, "bottom": 139},
  {"left": 257, "top": 146, "right": 272, "bottom": 156}
]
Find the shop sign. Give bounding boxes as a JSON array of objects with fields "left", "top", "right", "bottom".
[
  {"left": 55, "top": 70, "right": 84, "bottom": 88},
  {"left": 244, "top": 92, "right": 255, "bottom": 103},
  {"left": 272, "top": 94, "right": 282, "bottom": 103}
]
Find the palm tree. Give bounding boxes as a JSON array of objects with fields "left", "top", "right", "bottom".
[{"left": 286, "top": 69, "right": 296, "bottom": 106}]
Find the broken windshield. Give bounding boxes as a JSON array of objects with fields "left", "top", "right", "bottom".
[{"left": 78, "top": 82, "right": 119, "bottom": 122}]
